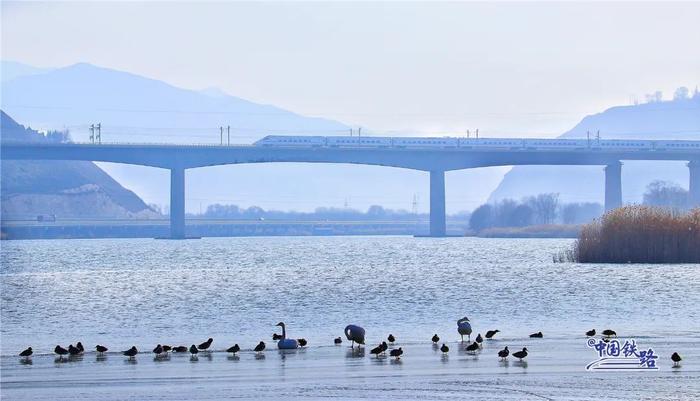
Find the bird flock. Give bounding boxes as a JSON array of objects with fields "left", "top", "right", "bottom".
[{"left": 16, "top": 319, "right": 684, "bottom": 368}]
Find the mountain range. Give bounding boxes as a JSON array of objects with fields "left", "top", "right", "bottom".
[{"left": 2, "top": 60, "right": 698, "bottom": 214}]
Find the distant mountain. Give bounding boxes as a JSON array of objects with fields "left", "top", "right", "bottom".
[
  {"left": 1, "top": 111, "right": 159, "bottom": 219},
  {"left": 1, "top": 60, "right": 52, "bottom": 83},
  {"left": 489, "top": 96, "right": 700, "bottom": 204},
  {"left": 0, "top": 62, "right": 506, "bottom": 213}
]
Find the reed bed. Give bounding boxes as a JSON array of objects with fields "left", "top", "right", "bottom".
[{"left": 556, "top": 206, "right": 700, "bottom": 263}]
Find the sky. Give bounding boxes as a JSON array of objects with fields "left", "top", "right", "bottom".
[{"left": 2, "top": 1, "right": 699, "bottom": 137}]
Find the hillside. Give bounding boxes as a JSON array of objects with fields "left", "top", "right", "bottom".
[
  {"left": 489, "top": 96, "right": 700, "bottom": 204},
  {"left": 0, "top": 111, "right": 159, "bottom": 219}
]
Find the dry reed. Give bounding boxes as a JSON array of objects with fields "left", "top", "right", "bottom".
[{"left": 558, "top": 205, "right": 700, "bottom": 263}]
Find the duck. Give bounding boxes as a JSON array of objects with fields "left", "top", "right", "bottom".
[
  {"left": 389, "top": 347, "right": 403, "bottom": 360},
  {"left": 297, "top": 338, "right": 308, "bottom": 347},
  {"left": 602, "top": 329, "right": 617, "bottom": 337},
  {"left": 197, "top": 338, "right": 213, "bottom": 351},
  {"left": 226, "top": 344, "right": 240, "bottom": 354},
  {"left": 586, "top": 329, "right": 596, "bottom": 337},
  {"left": 153, "top": 344, "right": 164, "bottom": 356},
  {"left": 76, "top": 342, "right": 85, "bottom": 354},
  {"left": 344, "top": 325, "right": 366, "bottom": 348},
  {"left": 465, "top": 341, "right": 480, "bottom": 354},
  {"left": 529, "top": 332, "right": 543, "bottom": 338},
  {"left": 68, "top": 344, "right": 81, "bottom": 356},
  {"left": 54, "top": 345, "right": 69, "bottom": 359},
  {"left": 122, "top": 346, "right": 138, "bottom": 359},
  {"left": 254, "top": 341, "right": 266, "bottom": 353},
  {"left": 671, "top": 352, "right": 682, "bottom": 367},
  {"left": 370, "top": 343, "right": 384, "bottom": 357},
  {"left": 387, "top": 334, "right": 396, "bottom": 344},
  {"left": 19, "top": 347, "right": 32, "bottom": 359},
  {"left": 512, "top": 347, "right": 528, "bottom": 361},
  {"left": 162, "top": 345, "right": 172, "bottom": 353},
  {"left": 96, "top": 345, "right": 108, "bottom": 354},
  {"left": 475, "top": 333, "right": 484, "bottom": 347},
  {"left": 457, "top": 317, "right": 472, "bottom": 341},
  {"left": 172, "top": 346, "right": 188, "bottom": 353},
  {"left": 275, "top": 322, "right": 299, "bottom": 349},
  {"left": 485, "top": 330, "right": 500, "bottom": 339},
  {"left": 440, "top": 344, "right": 449, "bottom": 354},
  {"left": 498, "top": 346, "right": 509, "bottom": 361},
  {"left": 432, "top": 334, "right": 440, "bottom": 344},
  {"left": 189, "top": 344, "right": 199, "bottom": 356}
]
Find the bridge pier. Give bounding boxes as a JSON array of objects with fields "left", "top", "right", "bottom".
[
  {"left": 689, "top": 161, "right": 700, "bottom": 207},
  {"left": 170, "top": 167, "right": 186, "bottom": 239},
  {"left": 604, "top": 161, "right": 622, "bottom": 212},
  {"left": 429, "top": 170, "right": 447, "bottom": 237}
]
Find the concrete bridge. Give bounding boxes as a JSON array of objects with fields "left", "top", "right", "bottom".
[{"left": 3, "top": 140, "right": 700, "bottom": 238}]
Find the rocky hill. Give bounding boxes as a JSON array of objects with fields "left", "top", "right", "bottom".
[{"left": 1, "top": 111, "right": 160, "bottom": 219}]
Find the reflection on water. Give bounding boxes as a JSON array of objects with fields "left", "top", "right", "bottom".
[{"left": 1, "top": 237, "right": 699, "bottom": 357}]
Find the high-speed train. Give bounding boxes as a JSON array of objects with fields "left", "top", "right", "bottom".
[{"left": 254, "top": 135, "right": 700, "bottom": 151}]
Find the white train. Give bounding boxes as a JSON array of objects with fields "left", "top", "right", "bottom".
[{"left": 254, "top": 135, "right": 700, "bottom": 151}]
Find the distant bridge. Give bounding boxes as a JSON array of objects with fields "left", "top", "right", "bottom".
[{"left": 3, "top": 137, "right": 700, "bottom": 238}]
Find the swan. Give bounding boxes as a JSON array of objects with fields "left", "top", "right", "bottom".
[
  {"left": 276, "top": 322, "right": 299, "bottom": 349},
  {"left": 344, "top": 325, "right": 366, "bottom": 347},
  {"left": 457, "top": 317, "right": 472, "bottom": 341}
]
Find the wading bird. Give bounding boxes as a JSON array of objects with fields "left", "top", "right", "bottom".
[
  {"left": 485, "top": 330, "right": 500, "bottom": 339},
  {"left": 475, "top": 333, "right": 483, "bottom": 347},
  {"left": 172, "top": 346, "right": 188, "bottom": 353},
  {"left": 370, "top": 343, "right": 383, "bottom": 357},
  {"left": 226, "top": 344, "right": 240, "bottom": 354},
  {"left": 55, "top": 345, "right": 69, "bottom": 359},
  {"left": 189, "top": 344, "right": 199, "bottom": 356},
  {"left": 76, "top": 342, "right": 85, "bottom": 354},
  {"left": 529, "top": 332, "right": 543, "bottom": 338},
  {"left": 586, "top": 329, "right": 596, "bottom": 337},
  {"left": 440, "top": 344, "right": 449, "bottom": 354},
  {"left": 432, "top": 334, "right": 440, "bottom": 344},
  {"left": 602, "top": 329, "right": 617, "bottom": 337},
  {"left": 197, "top": 338, "right": 213, "bottom": 352},
  {"left": 162, "top": 345, "right": 172, "bottom": 353},
  {"left": 297, "top": 338, "right": 308, "bottom": 347},
  {"left": 19, "top": 347, "right": 32, "bottom": 360},
  {"left": 387, "top": 334, "right": 395, "bottom": 344},
  {"left": 152, "top": 344, "right": 164, "bottom": 356},
  {"left": 68, "top": 344, "right": 81, "bottom": 356},
  {"left": 334, "top": 337, "right": 342, "bottom": 345},
  {"left": 96, "top": 345, "right": 108, "bottom": 355},
  {"left": 457, "top": 317, "right": 472, "bottom": 342},
  {"left": 498, "top": 346, "right": 509, "bottom": 361},
  {"left": 122, "top": 346, "right": 138, "bottom": 359},
  {"left": 390, "top": 347, "right": 403, "bottom": 360},
  {"left": 254, "top": 341, "right": 266, "bottom": 353},
  {"left": 671, "top": 352, "right": 682, "bottom": 367},
  {"left": 512, "top": 347, "right": 528, "bottom": 361},
  {"left": 466, "top": 342, "right": 480, "bottom": 354}
]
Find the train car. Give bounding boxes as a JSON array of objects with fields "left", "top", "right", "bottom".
[
  {"left": 255, "top": 135, "right": 326, "bottom": 147},
  {"left": 598, "top": 140, "right": 654, "bottom": 151},
  {"left": 392, "top": 137, "right": 459, "bottom": 148},
  {"left": 654, "top": 140, "right": 700, "bottom": 151},
  {"left": 459, "top": 138, "right": 524, "bottom": 150},
  {"left": 522, "top": 139, "right": 589, "bottom": 150},
  {"left": 326, "top": 136, "right": 393, "bottom": 147}
]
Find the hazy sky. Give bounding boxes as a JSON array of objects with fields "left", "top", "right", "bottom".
[{"left": 3, "top": 1, "right": 699, "bottom": 137}]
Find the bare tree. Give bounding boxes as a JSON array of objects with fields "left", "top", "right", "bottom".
[
  {"left": 525, "top": 193, "right": 560, "bottom": 224},
  {"left": 643, "top": 180, "right": 689, "bottom": 211}
]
